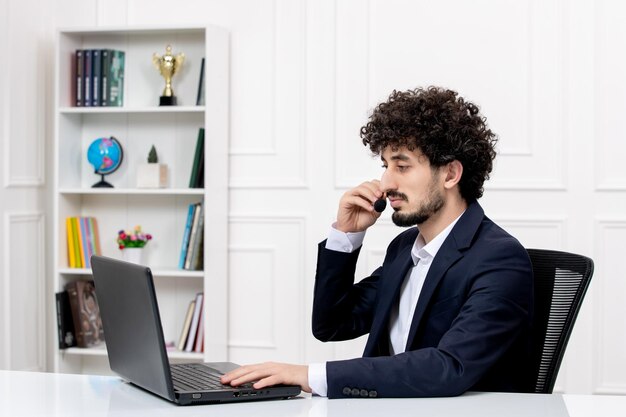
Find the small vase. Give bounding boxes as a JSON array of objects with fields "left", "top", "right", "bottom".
[{"left": 122, "top": 247, "right": 144, "bottom": 265}]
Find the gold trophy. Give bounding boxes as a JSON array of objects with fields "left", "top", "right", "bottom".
[{"left": 152, "top": 45, "right": 185, "bottom": 106}]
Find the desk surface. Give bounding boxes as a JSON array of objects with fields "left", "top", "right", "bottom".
[{"left": 0, "top": 370, "right": 624, "bottom": 417}]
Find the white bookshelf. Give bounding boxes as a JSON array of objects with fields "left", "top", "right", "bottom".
[{"left": 52, "top": 26, "right": 229, "bottom": 374}]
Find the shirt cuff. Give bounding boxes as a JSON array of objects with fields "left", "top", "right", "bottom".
[
  {"left": 308, "top": 362, "right": 328, "bottom": 397},
  {"left": 325, "top": 224, "right": 365, "bottom": 253}
]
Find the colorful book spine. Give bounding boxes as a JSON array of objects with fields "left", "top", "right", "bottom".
[
  {"left": 75, "top": 217, "right": 86, "bottom": 268},
  {"left": 70, "top": 217, "right": 82, "bottom": 268},
  {"left": 184, "top": 204, "right": 202, "bottom": 270},
  {"left": 91, "top": 49, "right": 101, "bottom": 106},
  {"left": 66, "top": 217, "right": 76, "bottom": 267},
  {"left": 188, "top": 203, "right": 204, "bottom": 271},
  {"left": 75, "top": 50, "right": 83, "bottom": 107},
  {"left": 88, "top": 217, "right": 102, "bottom": 256},
  {"left": 100, "top": 49, "right": 110, "bottom": 106},
  {"left": 178, "top": 204, "right": 196, "bottom": 269},
  {"left": 79, "top": 217, "right": 91, "bottom": 268},
  {"left": 83, "top": 50, "right": 92, "bottom": 107}
]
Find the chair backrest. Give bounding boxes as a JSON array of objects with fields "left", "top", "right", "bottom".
[{"left": 526, "top": 248, "right": 594, "bottom": 393}]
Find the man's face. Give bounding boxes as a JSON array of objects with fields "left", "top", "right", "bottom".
[{"left": 380, "top": 146, "right": 445, "bottom": 227}]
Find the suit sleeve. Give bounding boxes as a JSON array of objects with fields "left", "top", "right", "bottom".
[
  {"left": 324, "top": 239, "right": 533, "bottom": 398},
  {"left": 312, "top": 240, "right": 381, "bottom": 342}
]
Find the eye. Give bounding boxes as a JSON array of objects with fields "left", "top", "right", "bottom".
[
  {"left": 397, "top": 165, "right": 409, "bottom": 172},
  {"left": 381, "top": 164, "right": 388, "bottom": 169}
]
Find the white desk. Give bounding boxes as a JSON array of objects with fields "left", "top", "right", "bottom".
[{"left": 0, "top": 370, "right": 624, "bottom": 417}]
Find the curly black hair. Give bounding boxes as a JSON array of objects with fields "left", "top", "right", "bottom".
[{"left": 360, "top": 86, "right": 497, "bottom": 201}]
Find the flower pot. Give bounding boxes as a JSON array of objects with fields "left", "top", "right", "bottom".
[
  {"left": 121, "top": 247, "right": 144, "bottom": 265},
  {"left": 137, "top": 163, "right": 168, "bottom": 188}
]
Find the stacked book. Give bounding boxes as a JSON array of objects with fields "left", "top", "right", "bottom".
[
  {"left": 55, "top": 280, "right": 105, "bottom": 349},
  {"left": 75, "top": 49, "right": 125, "bottom": 107},
  {"left": 65, "top": 217, "right": 102, "bottom": 269},
  {"left": 178, "top": 292, "right": 205, "bottom": 353},
  {"left": 178, "top": 203, "right": 204, "bottom": 270}
]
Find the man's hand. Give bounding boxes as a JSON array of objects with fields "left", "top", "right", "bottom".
[
  {"left": 220, "top": 362, "right": 312, "bottom": 393},
  {"left": 336, "top": 180, "right": 384, "bottom": 233}
]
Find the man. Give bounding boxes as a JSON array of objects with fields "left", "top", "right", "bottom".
[{"left": 222, "top": 86, "right": 534, "bottom": 398}]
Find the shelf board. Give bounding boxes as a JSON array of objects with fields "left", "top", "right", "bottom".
[
  {"left": 59, "top": 188, "right": 205, "bottom": 196},
  {"left": 63, "top": 345, "right": 204, "bottom": 360},
  {"left": 59, "top": 106, "right": 205, "bottom": 114},
  {"left": 59, "top": 267, "right": 204, "bottom": 278}
]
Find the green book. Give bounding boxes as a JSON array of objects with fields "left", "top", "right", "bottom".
[
  {"left": 108, "top": 50, "right": 125, "bottom": 107},
  {"left": 189, "top": 128, "right": 205, "bottom": 188}
]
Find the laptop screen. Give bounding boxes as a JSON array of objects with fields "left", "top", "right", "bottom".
[{"left": 91, "top": 255, "right": 176, "bottom": 401}]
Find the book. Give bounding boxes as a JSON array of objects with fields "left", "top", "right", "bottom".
[
  {"left": 108, "top": 50, "right": 125, "bottom": 107},
  {"left": 178, "top": 204, "right": 196, "bottom": 269},
  {"left": 177, "top": 299, "right": 196, "bottom": 351},
  {"left": 78, "top": 217, "right": 91, "bottom": 268},
  {"left": 196, "top": 57, "right": 205, "bottom": 106},
  {"left": 75, "top": 50, "right": 83, "bottom": 107},
  {"left": 70, "top": 217, "right": 82, "bottom": 268},
  {"left": 100, "top": 49, "right": 110, "bottom": 106},
  {"left": 188, "top": 203, "right": 204, "bottom": 271},
  {"left": 87, "top": 217, "right": 102, "bottom": 256},
  {"left": 184, "top": 203, "right": 202, "bottom": 270},
  {"left": 188, "top": 128, "right": 205, "bottom": 188},
  {"left": 185, "top": 293, "right": 204, "bottom": 352},
  {"left": 91, "top": 49, "right": 101, "bottom": 106},
  {"left": 193, "top": 308, "right": 204, "bottom": 353},
  {"left": 55, "top": 291, "right": 77, "bottom": 349},
  {"left": 66, "top": 217, "right": 76, "bottom": 268},
  {"left": 65, "top": 280, "right": 104, "bottom": 348},
  {"left": 83, "top": 49, "right": 92, "bottom": 107},
  {"left": 75, "top": 217, "right": 86, "bottom": 268}
]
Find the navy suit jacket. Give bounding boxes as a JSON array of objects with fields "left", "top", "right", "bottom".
[{"left": 312, "top": 200, "right": 534, "bottom": 398}]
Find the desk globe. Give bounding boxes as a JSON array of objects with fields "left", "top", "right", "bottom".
[{"left": 87, "top": 137, "right": 123, "bottom": 188}]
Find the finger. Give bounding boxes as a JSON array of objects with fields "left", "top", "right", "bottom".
[
  {"left": 362, "top": 180, "right": 384, "bottom": 199},
  {"left": 230, "top": 369, "right": 271, "bottom": 387},
  {"left": 221, "top": 365, "right": 259, "bottom": 384},
  {"left": 349, "top": 182, "right": 380, "bottom": 204},
  {"left": 253, "top": 374, "right": 283, "bottom": 389}
]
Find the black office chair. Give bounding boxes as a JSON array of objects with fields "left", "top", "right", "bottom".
[{"left": 526, "top": 248, "right": 594, "bottom": 393}]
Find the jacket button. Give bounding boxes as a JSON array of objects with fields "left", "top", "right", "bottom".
[
  {"left": 369, "top": 390, "right": 377, "bottom": 398},
  {"left": 351, "top": 388, "right": 360, "bottom": 396},
  {"left": 360, "top": 389, "right": 368, "bottom": 397},
  {"left": 342, "top": 387, "right": 351, "bottom": 396}
]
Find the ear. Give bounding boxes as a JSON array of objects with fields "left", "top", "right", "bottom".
[{"left": 443, "top": 160, "right": 463, "bottom": 190}]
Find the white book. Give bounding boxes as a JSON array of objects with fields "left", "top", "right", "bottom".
[{"left": 184, "top": 293, "right": 204, "bottom": 352}]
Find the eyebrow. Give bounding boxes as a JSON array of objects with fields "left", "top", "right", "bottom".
[{"left": 381, "top": 153, "right": 411, "bottom": 163}]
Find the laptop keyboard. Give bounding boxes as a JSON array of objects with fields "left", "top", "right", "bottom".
[{"left": 170, "top": 363, "right": 253, "bottom": 391}]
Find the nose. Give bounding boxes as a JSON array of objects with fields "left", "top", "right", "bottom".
[{"left": 380, "top": 168, "right": 396, "bottom": 194}]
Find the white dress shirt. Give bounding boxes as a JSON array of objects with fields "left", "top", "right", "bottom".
[{"left": 309, "top": 214, "right": 463, "bottom": 396}]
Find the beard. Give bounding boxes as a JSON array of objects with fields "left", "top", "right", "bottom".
[{"left": 390, "top": 179, "right": 445, "bottom": 227}]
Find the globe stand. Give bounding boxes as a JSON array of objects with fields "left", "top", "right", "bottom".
[{"left": 91, "top": 174, "right": 114, "bottom": 188}]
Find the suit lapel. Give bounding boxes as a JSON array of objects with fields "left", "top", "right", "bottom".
[
  {"left": 363, "top": 234, "right": 415, "bottom": 356},
  {"left": 403, "top": 200, "right": 485, "bottom": 350}
]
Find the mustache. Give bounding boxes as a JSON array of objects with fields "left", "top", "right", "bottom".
[{"left": 385, "top": 191, "right": 408, "bottom": 201}]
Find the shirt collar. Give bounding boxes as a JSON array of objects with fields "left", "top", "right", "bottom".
[{"left": 411, "top": 211, "right": 465, "bottom": 265}]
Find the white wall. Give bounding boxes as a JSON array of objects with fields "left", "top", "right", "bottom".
[{"left": 0, "top": 0, "right": 625, "bottom": 395}]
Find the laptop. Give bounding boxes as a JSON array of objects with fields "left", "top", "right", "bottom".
[{"left": 90, "top": 255, "right": 302, "bottom": 405}]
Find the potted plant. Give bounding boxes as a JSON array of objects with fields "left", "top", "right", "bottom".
[
  {"left": 136, "top": 145, "right": 168, "bottom": 188},
  {"left": 117, "top": 225, "right": 152, "bottom": 264}
]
